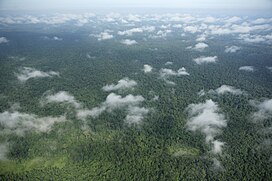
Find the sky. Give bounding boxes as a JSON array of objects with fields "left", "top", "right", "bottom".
[{"left": 0, "top": 0, "right": 272, "bottom": 11}]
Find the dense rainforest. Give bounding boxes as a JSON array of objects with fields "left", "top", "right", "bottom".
[{"left": 0, "top": 11, "right": 272, "bottom": 180}]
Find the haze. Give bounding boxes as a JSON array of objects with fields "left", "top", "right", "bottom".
[{"left": 1, "top": 0, "right": 272, "bottom": 10}]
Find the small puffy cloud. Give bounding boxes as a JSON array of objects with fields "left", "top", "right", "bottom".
[
  {"left": 251, "top": 18, "right": 272, "bottom": 24},
  {"left": 239, "top": 34, "right": 266, "bottom": 43},
  {"left": 173, "top": 24, "right": 182, "bottom": 28},
  {"left": 197, "top": 89, "right": 206, "bottom": 97},
  {"left": 42, "top": 91, "right": 81, "bottom": 108},
  {"left": 239, "top": 66, "right": 254, "bottom": 72},
  {"left": 214, "top": 85, "right": 244, "bottom": 95},
  {"left": 192, "top": 42, "right": 209, "bottom": 51},
  {"left": 160, "top": 68, "right": 189, "bottom": 85},
  {"left": 250, "top": 99, "right": 272, "bottom": 121},
  {"left": 0, "top": 143, "right": 9, "bottom": 160},
  {"left": 124, "top": 106, "right": 149, "bottom": 125},
  {"left": 193, "top": 56, "right": 218, "bottom": 64},
  {"left": 224, "top": 16, "right": 242, "bottom": 23},
  {"left": 203, "top": 16, "right": 217, "bottom": 23},
  {"left": 93, "top": 32, "right": 114, "bottom": 41},
  {"left": 165, "top": 61, "right": 173, "bottom": 65},
  {"left": 160, "top": 67, "right": 189, "bottom": 77},
  {"left": 118, "top": 28, "right": 143, "bottom": 36},
  {"left": 0, "top": 13, "right": 95, "bottom": 25},
  {"left": 184, "top": 26, "right": 198, "bottom": 33},
  {"left": 186, "top": 99, "right": 227, "bottom": 155},
  {"left": 77, "top": 93, "right": 148, "bottom": 125},
  {"left": 126, "top": 14, "right": 141, "bottom": 22},
  {"left": 43, "top": 36, "right": 63, "bottom": 41},
  {"left": 9, "top": 56, "right": 26, "bottom": 61},
  {"left": 120, "top": 39, "right": 137, "bottom": 45},
  {"left": 266, "top": 67, "right": 272, "bottom": 72},
  {"left": 209, "top": 23, "right": 271, "bottom": 35},
  {"left": 102, "top": 77, "right": 137, "bottom": 92},
  {"left": 16, "top": 67, "right": 59, "bottom": 82},
  {"left": 225, "top": 46, "right": 241, "bottom": 53},
  {"left": 196, "top": 34, "right": 207, "bottom": 42},
  {"left": 0, "top": 37, "right": 9, "bottom": 44},
  {"left": 212, "top": 158, "right": 224, "bottom": 170},
  {"left": 150, "top": 29, "right": 172, "bottom": 39},
  {"left": 53, "top": 36, "right": 62, "bottom": 41},
  {"left": 0, "top": 111, "right": 66, "bottom": 136},
  {"left": 212, "top": 140, "right": 225, "bottom": 154},
  {"left": 118, "top": 26, "right": 155, "bottom": 36},
  {"left": 143, "top": 64, "right": 153, "bottom": 73}
]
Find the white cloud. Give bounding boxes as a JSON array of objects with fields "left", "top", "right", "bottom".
[
  {"left": 196, "top": 34, "right": 207, "bottom": 42},
  {"left": 225, "top": 46, "right": 241, "bottom": 53},
  {"left": 184, "top": 26, "right": 198, "bottom": 33},
  {"left": 143, "top": 64, "right": 153, "bottom": 73},
  {"left": 224, "top": 16, "right": 242, "bottom": 23},
  {"left": 173, "top": 24, "right": 182, "bottom": 28},
  {"left": 0, "top": 13, "right": 96, "bottom": 25},
  {"left": 9, "top": 56, "right": 26, "bottom": 61},
  {"left": 92, "top": 32, "right": 114, "bottom": 41},
  {"left": 160, "top": 67, "right": 189, "bottom": 77},
  {"left": 118, "top": 28, "right": 143, "bottom": 36},
  {"left": 160, "top": 68, "right": 189, "bottom": 85},
  {"left": 212, "top": 158, "right": 224, "bottom": 170},
  {"left": 0, "top": 111, "right": 66, "bottom": 136},
  {"left": 186, "top": 99, "right": 227, "bottom": 155},
  {"left": 124, "top": 106, "right": 149, "bottom": 125},
  {"left": 197, "top": 89, "right": 206, "bottom": 97},
  {"left": 192, "top": 42, "right": 209, "bottom": 51},
  {"left": 202, "top": 16, "right": 217, "bottom": 23},
  {"left": 239, "top": 66, "right": 254, "bottom": 72},
  {"left": 193, "top": 56, "right": 218, "bottom": 64},
  {"left": 43, "top": 36, "right": 63, "bottom": 41},
  {"left": 16, "top": 67, "right": 59, "bottom": 82},
  {"left": 120, "top": 39, "right": 137, "bottom": 45},
  {"left": 118, "top": 26, "right": 155, "bottom": 36},
  {"left": 251, "top": 18, "right": 272, "bottom": 24},
  {"left": 53, "top": 36, "right": 62, "bottom": 41},
  {"left": 0, "top": 143, "right": 9, "bottom": 160},
  {"left": 77, "top": 93, "right": 148, "bottom": 125},
  {"left": 126, "top": 14, "right": 141, "bottom": 22},
  {"left": 250, "top": 99, "right": 272, "bottom": 121},
  {"left": 0, "top": 37, "right": 9, "bottom": 44},
  {"left": 239, "top": 34, "right": 266, "bottom": 43},
  {"left": 209, "top": 23, "right": 271, "bottom": 35},
  {"left": 267, "top": 67, "right": 272, "bottom": 72},
  {"left": 212, "top": 140, "right": 225, "bottom": 154},
  {"left": 165, "top": 61, "right": 173, "bottom": 65},
  {"left": 42, "top": 91, "right": 81, "bottom": 108},
  {"left": 150, "top": 29, "right": 172, "bottom": 39},
  {"left": 214, "top": 85, "right": 244, "bottom": 95},
  {"left": 102, "top": 77, "right": 137, "bottom": 92}
]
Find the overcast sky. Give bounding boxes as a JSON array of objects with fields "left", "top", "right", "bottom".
[{"left": 1, "top": 0, "right": 272, "bottom": 10}]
